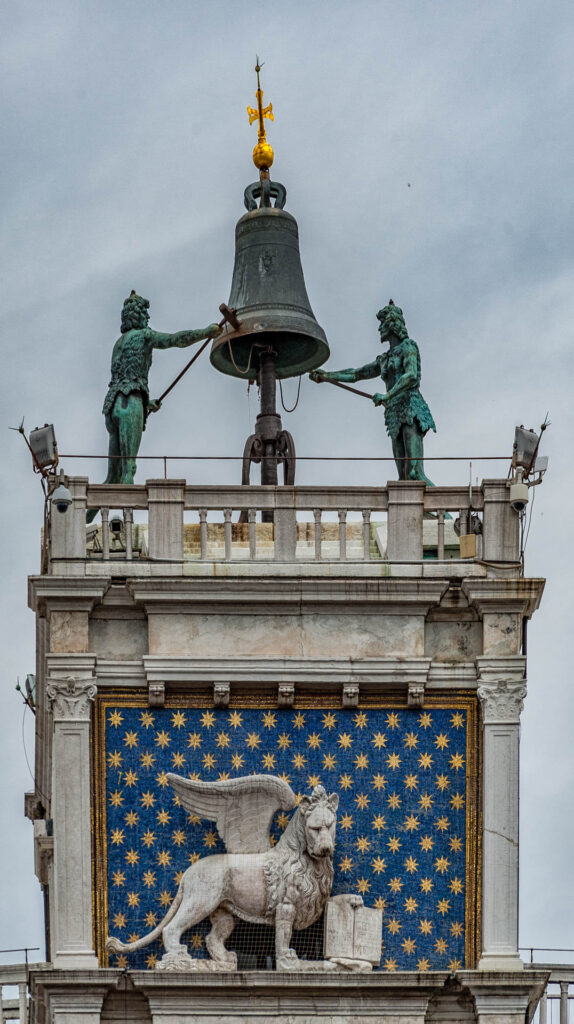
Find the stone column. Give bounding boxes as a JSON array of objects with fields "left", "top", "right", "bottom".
[
  {"left": 47, "top": 676, "right": 99, "bottom": 968},
  {"left": 477, "top": 657, "right": 527, "bottom": 971},
  {"left": 386, "top": 481, "right": 425, "bottom": 564}
]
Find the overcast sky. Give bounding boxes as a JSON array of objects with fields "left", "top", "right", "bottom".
[{"left": 1, "top": 0, "right": 573, "bottom": 965}]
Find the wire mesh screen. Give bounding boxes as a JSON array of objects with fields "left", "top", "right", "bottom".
[{"left": 97, "top": 697, "right": 477, "bottom": 972}]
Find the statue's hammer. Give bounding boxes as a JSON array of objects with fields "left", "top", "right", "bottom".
[{"left": 155, "top": 304, "right": 241, "bottom": 405}]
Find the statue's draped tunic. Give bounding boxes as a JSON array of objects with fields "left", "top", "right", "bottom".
[
  {"left": 102, "top": 329, "right": 153, "bottom": 425},
  {"left": 377, "top": 338, "right": 436, "bottom": 441}
]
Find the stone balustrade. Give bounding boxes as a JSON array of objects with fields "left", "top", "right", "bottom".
[
  {"left": 48, "top": 477, "right": 520, "bottom": 573},
  {"left": 0, "top": 964, "right": 32, "bottom": 1023}
]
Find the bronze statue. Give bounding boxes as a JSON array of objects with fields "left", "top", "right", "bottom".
[
  {"left": 86, "top": 292, "right": 221, "bottom": 522},
  {"left": 311, "top": 300, "right": 436, "bottom": 484}
]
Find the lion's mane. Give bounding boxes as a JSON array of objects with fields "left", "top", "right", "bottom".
[{"left": 263, "top": 790, "right": 334, "bottom": 931}]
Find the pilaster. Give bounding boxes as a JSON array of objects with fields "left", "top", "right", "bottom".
[
  {"left": 47, "top": 673, "right": 98, "bottom": 969},
  {"left": 476, "top": 656, "right": 527, "bottom": 971}
]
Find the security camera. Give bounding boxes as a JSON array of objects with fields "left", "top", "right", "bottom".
[
  {"left": 509, "top": 469, "right": 529, "bottom": 513},
  {"left": 50, "top": 470, "right": 72, "bottom": 513}
]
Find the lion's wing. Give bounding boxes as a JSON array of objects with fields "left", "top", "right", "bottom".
[{"left": 166, "top": 773, "right": 296, "bottom": 853}]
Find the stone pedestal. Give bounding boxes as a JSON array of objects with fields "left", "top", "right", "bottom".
[{"left": 386, "top": 481, "right": 425, "bottom": 562}]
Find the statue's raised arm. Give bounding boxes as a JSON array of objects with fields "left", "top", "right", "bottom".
[
  {"left": 310, "top": 300, "right": 437, "bottom": 486},
  {"left": 86, "top": 291, "right": 222, "bottom": 521}
]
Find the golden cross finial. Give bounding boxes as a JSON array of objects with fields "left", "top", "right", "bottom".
[{"left": 247, "top": 58, "right": 274, "bottom": 171}]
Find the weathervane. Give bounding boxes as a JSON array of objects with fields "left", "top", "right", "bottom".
[{"left": 247, "top": 57, "right": 274, "bottom": 173}]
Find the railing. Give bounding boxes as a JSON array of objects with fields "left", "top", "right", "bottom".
[
  {"left": 532, "top": 968, "right": 574, "bottom": 1023},
  {"left": 48, "top": 478, "right": 520, "bottom": 571},
  {"left": 0, "top": 953, "right": 38, "bottom": 1024},
  {"left": 520, "top": 950, "right": 574, "bottom": 1023}
]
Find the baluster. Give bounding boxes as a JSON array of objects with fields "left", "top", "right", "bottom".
[
  {"left": 560, "top": 982, "right": 568, "bottom": 1024},
  {"left": 199, "top": 510, "right": 207, "bottom": 560},
  {"left": 124, "top": 508, "right": 133, "bottom": 561},
  {"left": 362, "top": 509, "right": 371, "bottom": 561},
  {"left": 101, "top": 507, "right": 110, "bottom": 561},
  {"left": 313, "top": 509, "right": 322, "bottom": 561},
  {"left": 19, "top": 981, "right": 27, "bottom": 1024},
  {"left": 437, "top": 510, "right": 445, "bottom": 560},
  {"left": 458, "top": 507, "right": 469, "bottom": 537},
  {"left": 248, "top": 508, "right": 257, "bottom": 560},
  {"left": 224, "top": 508, "right": 232, "bottom": 561},
  {"left": 0, "top": 982, "right": 4, "bottom": 1024},
  {"left": 338, "top": 509, "right": 347, "bottom": 561}
]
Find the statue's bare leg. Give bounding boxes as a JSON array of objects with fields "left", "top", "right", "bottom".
[
  {"left": 391, "top": 433, "right": 407, "bottom": 480},
  {"left": 86, "top": 414, "right": 123, "bottom": 522},
  {"left": 104, "top": 413, "right": 122, "bottom": 485},
  {"left": 113, "top": 393, "right": 144, "bottom": 485},
  {"left": 275, "top": 901, "right": 298, "bottom": 969},
  {"left": 205, "top": 908, "right": 237, "bottom": 967},
  {"left": 403, "top": 425, "right": 435, "bottom": 486}
]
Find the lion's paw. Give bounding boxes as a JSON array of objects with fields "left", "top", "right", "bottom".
[
  {"left": 276, "top": 949, "right": 300, "bottom": 971},
  {"left": 347, "top": 894, "right": 364, "bottom": 909},
  {"left": 156, "top": 950, "right": 196, "bottom": 972}
]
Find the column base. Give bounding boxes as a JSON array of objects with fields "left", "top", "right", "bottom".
[{"left": 478, "top": 953, "right": 524, "bottom": 971}]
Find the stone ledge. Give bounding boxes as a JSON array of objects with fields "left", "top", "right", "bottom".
[{"left": 28, "top": 967, "right": 549, "bottom": 1023}]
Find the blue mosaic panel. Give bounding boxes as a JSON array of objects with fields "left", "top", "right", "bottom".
[{"left": 99, "top": 702, "right": 474, "bottom": 972}]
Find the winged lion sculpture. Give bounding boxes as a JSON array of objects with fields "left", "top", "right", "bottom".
[{"left": 106, "top": 773, "right": 348, "bottom": 971}]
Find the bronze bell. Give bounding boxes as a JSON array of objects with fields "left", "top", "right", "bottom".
[{"left": 210, "top": 182, "right": 329, "bottom": 380}]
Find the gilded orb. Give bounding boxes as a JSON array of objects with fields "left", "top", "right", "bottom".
[{"left": 252, "top": 140, "right": 274, "bottom": 170}]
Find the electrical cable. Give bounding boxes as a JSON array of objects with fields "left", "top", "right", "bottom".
[
  {"left": 522, "top": 482, "right": 536, "bottom": 554},
  {"left": 227, "top": 339, "right": 257, "bottom": 377},
  {"left": 279, "top": 376, "right": 302, "bottom": 413}
]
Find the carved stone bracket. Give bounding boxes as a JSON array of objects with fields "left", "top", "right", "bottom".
[
  {"left": 407, "top": 683, "right": 425, "bottom": 709},
  {"left": 148, "top": 682, "right": 166, "bottom": 707},
  {"left": 47, "top": 677, "right": 97, "bottom": 721},
  {"left": 213, "top": 682, "right": 230, "bottom": 708},
  {"left": 342, "top": 684, "right": 359, "bottom": 708},
  {"left": 277, "top": 683, "right": 295, "bottom": 708}
]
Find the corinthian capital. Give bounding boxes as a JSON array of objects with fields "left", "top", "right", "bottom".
[
  {"left": 47, "top": 677, "right": 97, "bottom": 721},
  {"left": 477, "top": 678, "right": 527, "bottom": 724}
]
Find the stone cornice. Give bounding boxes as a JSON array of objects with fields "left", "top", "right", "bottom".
[
  {"left": 28, "top": 576, "right": 110, "bottom": 615},
  {"left": 461, "top": 578, "right": 545, "bottom": 618},
  {"left": 476, "top": 655, "right": 527, "bottom": 682},
  {"left": 128, "top": 577, "right": 449, "bottom": 615},
  {"left": 46, "top": 653, "right": 97, "bottom": 677},
  {"left": 142, "top": 655, "right": 433, "bottom": 687}
]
